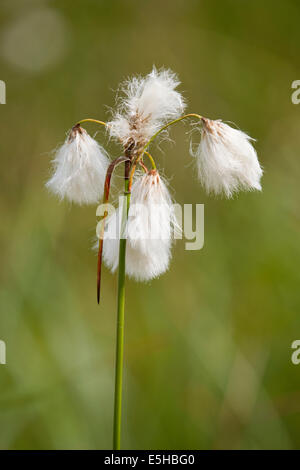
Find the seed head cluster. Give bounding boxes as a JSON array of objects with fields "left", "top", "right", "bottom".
[{"left": 46, "top": 67, "right": 263, "bottom": 283}]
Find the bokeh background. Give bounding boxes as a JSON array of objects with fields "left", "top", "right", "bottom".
[{"left": 0, "top": 0, "right": 300, "bottom": 450}]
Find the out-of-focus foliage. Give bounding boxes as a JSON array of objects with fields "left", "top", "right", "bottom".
[{"left": 0, "top": 0, "right": 299, "bottom": 450}]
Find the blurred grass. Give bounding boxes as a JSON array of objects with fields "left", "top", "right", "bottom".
[{"left": 0, "top": 0, "right": 300, "bottom": 449}]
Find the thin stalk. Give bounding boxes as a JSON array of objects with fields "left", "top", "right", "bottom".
[
  {"left": 76, "top": 118, "right": 107, "bottom": 128},
  {"left": 128, "top": 114, "right": 203, "bottom": 182},
  {"left": 113, "top": 161, "right": 131, "bottom": 450},
  {"left": 97, "top": 156, "right": 129, "bottom": 304},
  {"left": 128, "top": 149, "right": 156, "bottom": 186},
  {"left": 143, "top": 113, "right": 203, "bottom": 153},
  {"left": 144, "top": 150, "right": 157, "bottom": 169},
  {"left": 139, "top": 160, "right": 148, "bottom": 173}
]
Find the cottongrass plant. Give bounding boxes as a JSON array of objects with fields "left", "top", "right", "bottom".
[{"left": 46, "top": 67, "right": 263, "bottom": 449}]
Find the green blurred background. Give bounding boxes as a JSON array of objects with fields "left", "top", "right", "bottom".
[{"left": 0, "top": 0, "right": 300, "bottom": 450}]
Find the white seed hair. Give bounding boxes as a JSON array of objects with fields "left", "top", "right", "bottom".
[
  {"left": 191, "top": 119, "right": 263, "bottom": 198},
  {"left": 108, "top": 67, "right": 186, "bottom": 148},
  {"left": 102, "top": 171, "right": 180, "bottom": 281},
  {"left": 46, "top": 126, "right": 110, "bottom": 205}
]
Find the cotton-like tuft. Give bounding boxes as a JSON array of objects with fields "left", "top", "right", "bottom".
[
  {"left": 102, "top": 171, "right": 180, "bottom": 281},
  {"left": 46, "top": 125, "right": 110, "bottom": 205},
  {"left": 191, "top": 118, "right": 263, "bottom": 198},
  {"left": 108, "top": 67, "right": 186, "bottom": 150}
]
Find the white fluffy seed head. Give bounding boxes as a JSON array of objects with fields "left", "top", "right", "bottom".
[
  {"left": 108, "top": 67, "right": 186, "bottom": 150},
  {"left": 46, "top": 126, "right": 110, "bottom": 205},
  {"left": 191, "top": 119, "right": 263, "bottom": 198},
  {"left": 102, "top": 170, "right": 179, "bottom": 281}
]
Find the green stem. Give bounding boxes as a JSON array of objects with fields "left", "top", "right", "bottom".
[
  {"left": 113, "top": 166, "right": 131, "bottom": 450},
  {"left": 144, "top": 150, "right": 157, "bottom": 169},
  {"left": 142, "top": 113, "right": 203, "bottom": 153},
  {"left": 76, "top": 118, "right": 107, "bottom": 128},
  {"left": 128, "top": 114, "right": 202, "bottom": 182}
]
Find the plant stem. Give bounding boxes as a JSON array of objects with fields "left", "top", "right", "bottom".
[
  {"left": 77, "top": 118, "right": 107, "bottom": 128},
  {"left": 113, "top": 163, "right": 131, "bottom": 450},
  {"left": 144, "top": 151, "right": 157, "bottom": 169},
  {"left": 142, "top": 113, "right": 203, "bottom": 153},
  {"left": 97, "top": 156, "right": 129, "bottom": 304}
]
